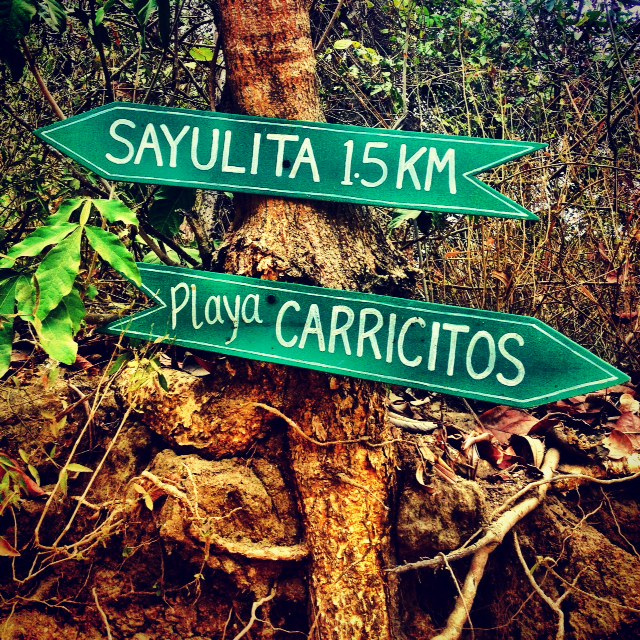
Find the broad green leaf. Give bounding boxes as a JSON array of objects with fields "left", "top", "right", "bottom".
[
  {"left": 0, "top": 315, "right": 14, "bottom": 378},
  {"left": 59, "top": 288, "right": 86, "bottom": 334},
  {"left": 0, "top": 276, "right": 18, "bottom": 377},
  {"left": 147, "top": 186, "right": 196, "bottom": 237},
  {"left": 131, "top": 0, "right": 156, "bottom": 26},
  {"left": 33, "top": 227, "right": 82, "bottom": 321},
  {"left": 92, "top": 199, "right": 139, "bottom": 226},
  {"left": 0, "top": 0, "right": 37, "bottom": 42},
  {"left": 66, "top": 463, "right": 92, "bottom": 473},
  {"left": 46, "top": 198, "right": 84, "bottom": 225},
  {"left": 37, "top": 301, "right": 77, "bottom": 364},
  {"left": 0, "top": 275, "right": 18, "bottom": 314},
  {"left": 15, "top": 276, "right": 34, "bottom": 320},
  {"left": 190, "top": 47, "right": 214, "bottom": 62},
  {"left": 1, "top": 222, "right": 78, "bottom": 265},
  {"left": 85, "top": 225, "right": 141, "bottom": 286},
  {"left": 37, "top": 0, "right": 66, "bottom": 32},
  {"left": 333, "top": 39, "right": 354, "bottom": 50}
]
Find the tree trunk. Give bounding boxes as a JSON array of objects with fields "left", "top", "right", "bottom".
[{"left": 210, "top": 1, "right": 413, "bottom": 637}]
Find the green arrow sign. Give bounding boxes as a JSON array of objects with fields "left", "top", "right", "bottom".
[
  {"left": 103, "top": 264, "right": 628, "bottom": 407},
  {"left": 36, "top": 103, "right": 545, "bottom": 219}
]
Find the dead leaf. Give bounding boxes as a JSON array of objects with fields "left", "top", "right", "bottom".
[
  {"left": 0, "top": 537, "right": 20, "bottom": 557},
  {"left": 479, "top": 406, "right": 539, "bottom": 443},
  {"left": 620, "top": 394, "right": 640, "bottom": 414},
  {"left": 511, "top": 434, "right": 546, "bottom": 468},
  {"left": 603, "top": 429, "right": 635, "bottom": 460},
  {"left": 614, "top": 412, "right": 640, "bottom": 434}
]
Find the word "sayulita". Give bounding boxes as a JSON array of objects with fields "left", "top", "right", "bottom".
[
  {"left": 103, "top": 265, "right": 627, "bottom": 407},
  {"left": 106, "top": 119, "right": 458, "bottom": 194},
  {"left": 36, "top": 103, "right": 546, "bottom": 218}
]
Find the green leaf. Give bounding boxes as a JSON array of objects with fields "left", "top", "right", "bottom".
[
  {"left": 388, "top": 208, "right": 423, "bottom": 230},
  {"left": 131, "top": 0, "right": 156, "bottom": 26},
  {"left": 59, "top": 288, "right": 86, "bottom": 334},
  {"left": 0, "top": 0, "right": 37, "bottom": 42},
  {"left": 37, "top": 301, "right": 77, "bottom": 364},
  {"left": 46, "top": 198, "right": 84, "bottom": 225},
  {"left": 85, "top": 225, "right": 142, "bottom": 287},
  {"left": 0, "top": 276, "right": 19, "bottom": 378},
  {"left": 37, "top": 0, "right": 66, "bottom": 32},
  {"left": 189, "top": 47, "right": 214, "bottom": 62},
  {"left": 333, "top": 39, "right": 354, "bottom": 50},
  {"left": 0, "top": 314, "right": 15, "bottom": 378},
  {"left": 66, "top": 463, "right": 92, "bottom": 473},
  {"left": 108, "top": 351, "right": 133, "bottom": 375},
  {"left": 58, "top": 468, "right": 68, "bottom": 495},
  {"left": 34, "top": 228, "right": 82, "bottom": 320},
  {"left": 15, "top": 276, "right": 34, "bottom": 320},
  {"left": 2, "top": 222, "right": 78, "bottom": 265},
  {"left": 92, "top": 199, "right": 139, "bottom": 226},
  {"left": 147, "top": 186, "right": 196, "bottom": 237}
]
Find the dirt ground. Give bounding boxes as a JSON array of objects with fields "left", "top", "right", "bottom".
[{"left": 1, "top": 356, "right": 639, "bottom": 639}]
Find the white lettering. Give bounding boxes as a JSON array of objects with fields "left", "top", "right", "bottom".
[
  {"left": 466, "top": 331, "right": 496, "bottom": 380},
  {"left": 170, "top": 282, "right": 189, "bottom": 330},
  {"left": 204, "top": 295, "right": 223, "bottom": 325},
  {"left": 190, "top": 284, "right": 203, "bottom": 330},
  {"left": 442, "top": 323, "right": 470, "bottom": 376},
  {"left": 289, "top": 137, "right": 320, "bottom": 183},
  {"left": 241, "top": 294, "right": 263, "bottom": 324},
  {"left": 328, "top": 305, "right": 355, "bottom": 355},
  {"left": 160, "top": 124, "right": 190, "bottom": 168},
  {"left": 386, "top": 313, "right": 397, "bottom": 363},
  {"left": 276, "top": 300, "right": 300, "bottom": 348},
  {"left": 398, "top": 317, "right": 426, "bottom": 367},
  {"left": 266, "top": 134, "right": 300, "bottom": 177},
  {"left": 106, "top": 119, "right": 135, "bottom": 165},
  {"left": 396, "top": 145, "right": 426, "bottom": 190},
  {"left": 299, "top": 304, "right": 326, "bottom": 351},
  {"left": 357, "top": 308, "right": 383, "bottom": 359},
  {"left": 425, "top": 147, "right": 456, "bottom": 194},
  {"left": 223, "top": 295, "right": 241, "bottom": 344},
  {"left": 427, "top": 322, "right": 440, "bottom": 371},
  {"left": 191, "top": 128, "right": 219, "bottom": 170},
  {"left": 134, "top": 123, "right": 163, "bottom": 166},
  {"left": 221, "top": 130, "right": 246, "bottom": 173},
  {"left": 497, "top": 333, "right": 526, "bottom": 387},
  {"left": 250, "top": 133, "right": 261, "bottom": 175}
]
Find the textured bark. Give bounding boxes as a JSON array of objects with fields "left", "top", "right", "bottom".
[{"left": 205, "top": 1, "right": 412, "bottom": 638}]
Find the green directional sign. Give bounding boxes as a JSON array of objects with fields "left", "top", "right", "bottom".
[
  {"left": 36, "top": 103, "right": 545, "bottom": 220},
  {"left": 103, "top": 264, "right": 628, "bottom": 407}
]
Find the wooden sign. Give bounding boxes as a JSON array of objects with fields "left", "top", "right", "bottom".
[
  {"left": 36, "top": 103, "right": 545, "bottom": 219},
  {"left": 102, "top": 264, "right": 628, "bottom": 407}
]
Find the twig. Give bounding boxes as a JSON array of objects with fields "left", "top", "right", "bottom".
[
  {"left": 314, "top": 0, "right": 346, "bottom": 52},
  {"left": 92, "top": 588, "right": 113, "bottom": 640},
  {"left": 427, "top": 448, "right": 560, "bottom": 640},
  {"left": 513, "top": 531, "right": 566, "bottom": 640},
  {"left": 232, "top": 586, "right": 277, "bottom": 640},
  {"left": 21, "top": 41, "right": 66, "bottom": 121},
  {"left": 249, "top": 403, "right": 371, "bottom": 447}
]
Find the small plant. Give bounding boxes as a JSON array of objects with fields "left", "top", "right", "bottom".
[{"left": 0, "top": 197, "right": 141, "bottom": 374}]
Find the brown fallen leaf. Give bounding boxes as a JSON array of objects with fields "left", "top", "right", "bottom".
[
  {"left": 479, "top": 406, "right": 538, "bottom": 443},
  {"left": 0, "top": 537, "right": 20, "bottom": 557},
  {"left": 603, "top": 429, "right": 636, "bottom": 460}
]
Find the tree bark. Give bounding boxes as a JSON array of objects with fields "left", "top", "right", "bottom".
[{"left": 209, "top": 1, "right": 413, "bottom": 637}]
